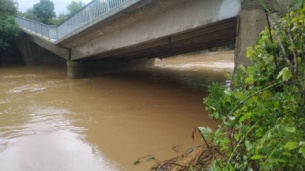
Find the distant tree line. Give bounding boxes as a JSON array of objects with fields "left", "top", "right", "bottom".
[
  {"left": 18, "top": 0, "right": 127, "bottom": 25},
  {"left": 0, "top": 0, "right": 22, "bottom": 66},
  {"left": 18, "top": 0, "right": 85, "bottom": 25}
]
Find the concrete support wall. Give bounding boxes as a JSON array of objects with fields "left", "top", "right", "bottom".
[
  {"left": 18, "top": 33, "right": 66, "bottom": 66},
  {"left": 67, "top": 58, "right": 155, "bottom": 79},
  {"left": 234, "top": 0, "right": 292, "bottom": 71}
]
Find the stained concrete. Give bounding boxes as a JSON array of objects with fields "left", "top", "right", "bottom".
[
  {"left": 234, "top": 0, "right": 293, "bottom": 71},
  {"left": 18, "top": 33, "right": 66, "bottom": 66},
  {"left": 46, "top": 0, "right": 240, "bottom": 61}
]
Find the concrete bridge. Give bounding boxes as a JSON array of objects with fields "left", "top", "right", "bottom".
[{"left": 15, "top": 0, "right": 291, "bottom": 78}]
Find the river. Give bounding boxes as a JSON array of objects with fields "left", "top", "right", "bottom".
[{"left": 0, "top": 50, "right": 233, "bottom": 171}]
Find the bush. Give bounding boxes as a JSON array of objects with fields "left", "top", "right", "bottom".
[{"left": 203, "top": 2, "right": 305, "bottom": 170}]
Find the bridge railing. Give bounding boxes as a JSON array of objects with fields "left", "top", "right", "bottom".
[
  {"left": 15, "top": 0, "right": 129, "bottom": 41},
  {"left": 15, "top": 17, "right": 56, "bottom": 40}
]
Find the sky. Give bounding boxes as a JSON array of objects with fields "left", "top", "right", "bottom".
[{"left": 16, "top": 0, "right": 92, "bottom": 15}]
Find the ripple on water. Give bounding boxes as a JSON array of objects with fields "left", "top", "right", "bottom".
[
  {"left": 155, "top": 61, "right": 234, "bottom": 71},
  {"left": 8, "top": 84, "right": 46, "bottom": 94}
]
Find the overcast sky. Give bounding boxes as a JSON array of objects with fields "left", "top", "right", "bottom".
[{"left": 16, "top": 0, "right": 92, "bottom": 15}]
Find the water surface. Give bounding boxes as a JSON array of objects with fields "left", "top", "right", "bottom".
[{"left": 0, "top": 50, "right": 233, "bottom": 170}]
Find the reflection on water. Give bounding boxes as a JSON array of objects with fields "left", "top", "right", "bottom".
[{"left": 0, "top": 51, "right": 233, "bottom": 171}]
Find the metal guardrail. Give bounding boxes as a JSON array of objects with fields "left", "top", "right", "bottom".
[{"left": 15, "top": 0, "right": 128, "bottom": 41}]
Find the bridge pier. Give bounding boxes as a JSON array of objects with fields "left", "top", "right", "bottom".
[
  {"left": 66, "top": 58, "right": 155, "bottom": 79},
  {"left": 67, "top": 61, "right": 84, "bottom": 79},
  {"left": 234, "top": 0, "right": 292, "bottom": 71}
]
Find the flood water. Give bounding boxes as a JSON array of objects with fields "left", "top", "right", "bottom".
[{"left": 0, "top": 51, "right": 233, "bottom": 171}]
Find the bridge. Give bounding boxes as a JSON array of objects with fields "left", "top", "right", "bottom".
[{"left": 15, "top": 0, "right": 291, "bottom": 79}]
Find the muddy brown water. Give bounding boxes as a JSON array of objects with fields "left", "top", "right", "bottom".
[{"left": 0, "top": 51, "right": 233, "bottom": 171}]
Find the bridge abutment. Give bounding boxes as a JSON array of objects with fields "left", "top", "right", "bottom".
[
  {"left": 18, "top": 33, "right": 66, "bottom": 66},
  {"left": 234, "top": 0, "right": 292, "bottom": 71},
  {"left": 67, "top": 58, "right": 155, "bottom": 79}
]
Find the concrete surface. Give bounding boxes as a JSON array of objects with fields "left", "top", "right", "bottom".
[
  {"left": 68, "top": 0, "right": 240, "bottom": 60},
  {"left": 18, "top": 33, "right": 66, "bottom": 66},
  {"left": 234, "top": 0, "right": 293, "bottom": 72}
]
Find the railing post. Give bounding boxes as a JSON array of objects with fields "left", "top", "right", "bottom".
[
  {"left": 107, "top": 0, "right": 110, "bottom": 10},
  {"left": 48, "top": 27, "right": 50, "bottom": 40},
  {"left": 56, "top": 27, "right": 59, "bottom": 40}
]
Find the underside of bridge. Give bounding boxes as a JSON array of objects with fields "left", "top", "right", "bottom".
[
  {"left": 16, "top": 0, "right": 292, "bottom": 79},
  {"left": 82, "top": 17, "right": 237, "bottom": 62}
]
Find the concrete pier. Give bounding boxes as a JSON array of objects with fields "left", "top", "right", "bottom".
[
  {"left": 67, "top": 61, "right": 84, "bottom": 79},
  {"left": 234, "top": 0, "right": 292, "bottom": 71}
]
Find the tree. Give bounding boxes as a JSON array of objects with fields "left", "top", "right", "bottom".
[
  {"left": 0, "top": 0, "right": 18, "bottom": 18},
  {"left": 21, "top": 8, "right": 38, "bottom": 21},
  {"left": 66, "top": 0, "right": 85, "bottom": 16},
  {"left": 53, "top": 0, "right": 85, "bottom": 25},
  {"left": 53, "top": 12, "right": 68, "bottom": 25},
  {"left": 0, "top": 0, "right": 21, "bottom": 66},
  {"left": 32, "top": 0, "right": 56, "bottom": 24}
]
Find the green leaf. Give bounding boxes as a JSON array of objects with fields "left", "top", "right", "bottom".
[
  {"left": 289, "top": 0, "right": 304, "bottom": 10},
  {"left": 286, "top": 127, "right": 296, "bottom": 133},
  {"left": 283, "top": 152, "right": 292, "bottom": 157},
  {"left": 299, "top": 147, "right": 305, "bottom": 158},
  {"left": 239, "top": 115, "right": 249, "bottom": 123},
  {"left": 284, "top": 141, "right": 299, "bottom": 150},
  {"left": 234, "top": 134, "right": 240, "bottom": 141},
  {"left": 298, "top": 57, "right": 302, "bottom": 64},
  {"left": 282, "top": 68, "right": 293, "bottom": 81},
  {"left": 251, "top": 155, "right": 266, "bottom": 160},
  {"left": 277, "top": 67, "right": 292, "bottom": 81},
  {"left": 299, "top": 141, "right": 305, "bottom": 146},
  {"left": 198, "top": 127, "right": 213, "bottom": 139},
  {"left": 245, "top": 140, "right": 253, "bottom": 151},
  {"left": 247, "top": 66, "right": 257, "bottom": 75}
]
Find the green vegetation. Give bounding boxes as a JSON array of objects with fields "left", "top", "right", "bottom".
[
  {"left": 19, "top": 0, "right": 55, "bottom": 24},
  {"left": 54, "top": 1, "right": 85, "bottom": 25},
  {"left": 203, "top": 1, "right": 305, "bottom": 170},
  {"left": 32, "top": 0, "right": 56, "bottom": 24},
  {"left": 20, "top": 0, "right": 85, "bottom": 25},
  {"left": 0, "top": 0, "right": 21, "bottom": 66}
]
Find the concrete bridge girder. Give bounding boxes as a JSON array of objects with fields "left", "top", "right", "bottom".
[{"left": 67, "top": 0, "right": 241, "bottom": 60}]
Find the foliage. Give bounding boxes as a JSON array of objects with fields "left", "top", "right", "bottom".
[
  {"left": 20, "top": 0, "right": 56, "bottom": 24},
  {"left": 67, "top": 0, "right": 85, "bottom": 16},
  {"left": 0, "top": 0, "right": 17, "bottom": 18},
  {"left": 32, "top": 0, "right": 56, "bottom": 24},
  {"left": 203, "top": 2, "right": 305, "bottom": 171},
  {"left": 52, "top": 0, "right": 85, "bottom": 25},
  {"left": 53, "top": 12, "right": 68, "bottom": 25},
  {"left": 0, "top": 0, "right": 20, "bottom": 53},
  {"left": 20, "top": 8, "right": 38, "bottom": 21}
]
